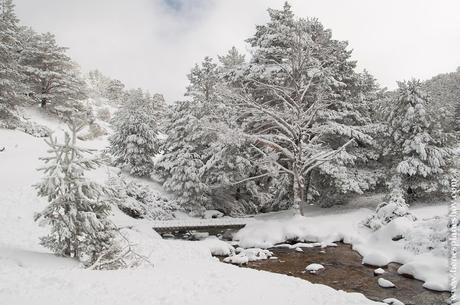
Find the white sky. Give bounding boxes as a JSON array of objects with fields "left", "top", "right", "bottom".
[{"left": 13, "top": 0, "right": 460, "bottom": 102}]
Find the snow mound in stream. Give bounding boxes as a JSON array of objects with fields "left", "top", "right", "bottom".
[
  {"left": 224, "top": 248, "right": 273, "bottom": 265},
  {"left": 306, "top": 263, "right": 325, "bottom": 273}
]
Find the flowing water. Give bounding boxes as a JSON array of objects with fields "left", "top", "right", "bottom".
[
  {"left": 164, "top": 230, "right": 449, "bottom": 304},
  {"left": 241, "top": 243, "right": 449, "bottom": 305}
]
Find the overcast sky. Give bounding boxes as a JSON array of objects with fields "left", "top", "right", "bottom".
[{"left": 13, "top": 0, "right": 460, "bottom": 102}]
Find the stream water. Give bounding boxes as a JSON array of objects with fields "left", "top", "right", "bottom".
[
  {"left": 164, "top": 231, "right": 449, "bottom": 305},
  {"left": 241, "top": 244, "right": 449, "bottom": 305}
]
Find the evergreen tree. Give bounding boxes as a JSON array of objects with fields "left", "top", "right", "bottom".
[
  {"left": 453, "top": 102, "right": 460, "bottom": 134},
  {"left": 156, "top": 100, "right": 210, "bottom": 214},
  {"left": 157, "top": 56, "right": 253, "bottom": 215},
  {"left": 34, "top": 124, "right": 120, "bottom": 267},
  {"left": 20, "top": 31, "right": 87, "bottom": 113},
  {"left": 385, "top": 80, "right": 453, "bottom": 202},
  {"left": 218, "top": 46, "right": 245, "bottom": 69},
  {"left": 156, "top": 58, "right": 220, "bottom": 214},
  {"left": 86, "top": 70, "right": 125, "bottom": 104},
  {"left": 311, "top": 70, "right": 385, "bottom": 207},
  {"left": 228, "top": 3, "right": 376, "bottom": 213},
  {"left": 109, "top": 89, "right": 159, "bottom": 177},
  {"left": 105, "top": 79, "right": 125, "bottom": 104},
  {"left": 0, "top": 0, "right": 25, "bottom": 126},
  {"left": 186, "top": 56, "right": 220, "bottom": 103},
  {"left": 423, "top": 68, "right": 460, "bottom": 131},
  {"left": 86, "top": 69, "right": 110, "bottom": 98}
]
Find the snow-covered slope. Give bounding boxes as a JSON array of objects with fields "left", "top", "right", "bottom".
[{"left": 0, "top": 108, "right": 382, "bottom": 305}]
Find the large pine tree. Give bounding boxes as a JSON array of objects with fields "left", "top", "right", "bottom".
[
  {"left": 156, "top": 58, "right": 220, "bottom": 214},
  {"left": 156, "top": 56, "right": 264, "bottom": 215},
  {"left": 109, "top": 89, "right": 159, "bottom": 177},
  {"left": 385, "top": 80, "right": 453, "bottom": 201},
  {"left": 227, "top": 3, "right": 378, "bottom": 213},
  {"left": 0, "top": 0, "right": 25, "bottom": 126},
  {"left": 156, "top": 100, "right": 210, "bottom": 214},
  {"left": 20, "top": 31, "right": 86, "bottom": 113}
]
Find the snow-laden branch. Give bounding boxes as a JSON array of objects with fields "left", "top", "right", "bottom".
[{"left": 301, "top": 139, "right": 355, "bottom": 174}]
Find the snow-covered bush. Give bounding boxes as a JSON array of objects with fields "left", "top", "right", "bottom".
[
  {"left": 17, "top": 120, "right": 51, "bottom": 137},
  {"left": 0, "top": 106, "right": 22, "bottom": 129},
  {"left": 34, "top": 124, "right": 122, "bottom": 268},
  {"left": 96, "top": 107, "right": 111, "bottom": 122},
  {"left": 364, "top": 179, "right": 416, "bottom": 230},
  {"left": 77, "top": 122, "right": 107, "bottom": 141},
  {"left": 109, "top": 174, "right": 177, "bottom": 220},
  {"left": 402, "top": 216, "right": 448, "bottom": 256},
  {"left": 0, "top": 106, "right": 50, "bottom": 137}
]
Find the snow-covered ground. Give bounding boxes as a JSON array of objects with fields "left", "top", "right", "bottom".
[{"left": 0, "top": 107, "right": 383, "bottom": 305}]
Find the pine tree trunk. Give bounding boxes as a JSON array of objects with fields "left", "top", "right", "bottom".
[
  {"left": 41, "top": 98, "right": 47, "bottom": 108},
  {"left": 304, "top": 170, "right": 312, "bottom": 207},
  {"left": 293, "top": 166, "right": 306, "bottom": 216}
]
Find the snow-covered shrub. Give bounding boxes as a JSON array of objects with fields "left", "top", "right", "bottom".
[
  {"left": 17, "top": 120, "right": 51, "bottom": 138},
  {"left": 109, "top": 174, "right": 177, "bottom": 220},
  {"left": 97, "top": 107, "right": 111, "bottom": 122},
  {"left": 77, "top": 122, "right": 107, "bottom": 141},
  {"left": 0, "top": 106, "right": 50, "bottom": 137},
  {"left": 0, "top": 106, "right": 22, "bottom": 129},
  {"left": 364, "top": 179, "right": 416, "bottom": 230},
  {"left": 34, "top": 124, "right": 122, "bottom": 268},
  {"left": 402, "top": 216, "right": 448, "bottom": 256}
]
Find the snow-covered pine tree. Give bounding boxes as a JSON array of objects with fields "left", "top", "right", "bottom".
[
  {"left": 86, "top": 70, "right": 125, "bottom": 105},
  {"left": 0, "top": 0, "right": 25, "bottom": 127},
  {"left": 109, "top": 89, "right": 159, "bottom": 177},
  {"left": 311, "top": 70, "right": 386, "bottom": 207},
  {"left": 86, "top": 69, "right": 110, "bottom": 98},
  {"left": 19, "top": 31, "right": 87, "bottom": 115},
  {"left": 157, "top": 55, "right": 269, "bottom": 215},
  {"left": 186, "top": 56, "right": 220, "bottom": 103},
  {"left": 105, "top": 79, "right": 125, "bottom": 104},
  {"left": 155, "top": 100, "right": 210, "bottom": 215},
  {"left": 454, "top": 102, "right": 460, "bottom": 134},
  {"left": 423, "top": 68, "right": 460, "bottom": 132},
  {"left": 156, "top": 58, "right": 220, "bottom": 215},
  {"left": 34, "top": 124, "right": 121, "bottom": 267},
  {"left": 385, "top": 80, "right": 453, "bottom": 202},
  {"left": 226, "top": 3, "right": 375, "bottom": 214},
  {"left": 218, "top": 46, "right": 245, "bottom": 69}
]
